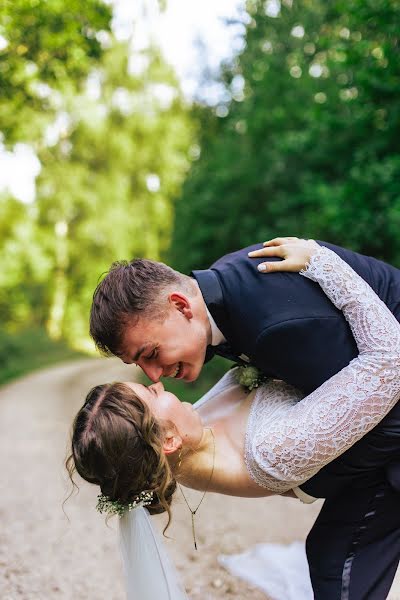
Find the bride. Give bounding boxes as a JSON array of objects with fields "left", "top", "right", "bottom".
[{"left": 67, "top": 239, "right": 400, "bottom": 599}]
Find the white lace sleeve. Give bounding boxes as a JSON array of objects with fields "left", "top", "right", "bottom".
[{"left": 247, "top": 246, "right": 400, "bottom": 492}]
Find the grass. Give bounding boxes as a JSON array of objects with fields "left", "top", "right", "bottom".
[{"left": 0, "top": 327, "right": 86, "bottom": 386}]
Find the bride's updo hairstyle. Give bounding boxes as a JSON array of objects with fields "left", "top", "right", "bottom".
[{"left": 66, "top": 382, "right": 176, "bottom": 530}]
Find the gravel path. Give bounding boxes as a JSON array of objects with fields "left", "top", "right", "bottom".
[{"left": 0, "top": 358, "right": 399, "bottom": 599}]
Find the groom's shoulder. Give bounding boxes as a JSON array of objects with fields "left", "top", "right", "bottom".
[{"left": 210, "top": 243, "right": 261, "bottom": 270}]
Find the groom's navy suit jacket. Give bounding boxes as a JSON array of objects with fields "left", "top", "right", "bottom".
[{"left": 192, "top": 241, "right": 400, "bottom": 496}]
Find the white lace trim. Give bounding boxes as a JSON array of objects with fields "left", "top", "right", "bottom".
[{"left": 245, "top": 246, "right": 400, "bottom": 492}]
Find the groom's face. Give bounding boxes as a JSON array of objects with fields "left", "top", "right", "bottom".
[{"left": 119, "top": 291, "right": 210, "bottom": 383}]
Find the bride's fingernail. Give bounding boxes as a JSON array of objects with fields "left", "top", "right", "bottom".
[{"left": 258, "top": 264, "right": 267, "bottom": 272}]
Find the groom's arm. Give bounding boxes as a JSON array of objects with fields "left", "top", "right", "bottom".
[{"left": 252, "top": 239, "right": 400, "bottom": 394}]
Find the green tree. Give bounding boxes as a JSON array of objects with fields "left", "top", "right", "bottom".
[
  {"left": 0, "top": 0, "right": 112, "bottom": 144},
  {"left": 170, "top": 0, "right": 400, "bottom": 272},
  {"left": 35, "top": 42, "right": 193, "bottom": 344},
  {"left": 0, "top": 197, "right": 51, "bottom": 328},
  {"left": 0, "top": 2, "right": 193, "bottom": 350}
]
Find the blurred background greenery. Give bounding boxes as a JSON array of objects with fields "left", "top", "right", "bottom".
[{"left": 0, "top": 0, "right": 399, "bottom": 393}]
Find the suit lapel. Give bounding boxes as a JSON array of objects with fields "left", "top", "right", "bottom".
[
  {"left": 191, "top": 268, "right": 229, "bottom": 333},
  {"left": 192, "top": 268, "right": 253, "bottom": 367},
  {"left": 192, "top": 268, "right": 236, "bottom": 362}
]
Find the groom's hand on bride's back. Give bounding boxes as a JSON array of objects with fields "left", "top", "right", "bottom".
[{"left": 248, "top": 237, "right": 320, "bottom": 273}]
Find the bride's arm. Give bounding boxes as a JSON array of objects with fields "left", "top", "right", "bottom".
[{"left": 250, "top": 243, "right": 400, "bottom": 492}]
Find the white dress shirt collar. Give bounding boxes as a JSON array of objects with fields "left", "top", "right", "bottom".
[{"left": 206, "top": 307, "right": 226, "bottom": 346}]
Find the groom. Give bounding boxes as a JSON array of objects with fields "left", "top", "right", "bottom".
[{"left": 90, "top": 238, "right": 400, "bottom": 599}]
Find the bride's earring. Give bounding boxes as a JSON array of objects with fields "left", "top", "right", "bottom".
[
  {"left": 176, "top": 446, "right": 183, "bottom": 472},
  {"left": 173, "top": 446, "right": 183, "bottom": 475}
]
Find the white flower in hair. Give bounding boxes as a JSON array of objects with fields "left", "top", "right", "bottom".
[{"left": 96, "top": 490, "right": 154, "bottom": 517}]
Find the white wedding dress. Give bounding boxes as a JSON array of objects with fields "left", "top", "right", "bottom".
[{"left": 120, "top": 247, "right": 400, "bottom": 600}]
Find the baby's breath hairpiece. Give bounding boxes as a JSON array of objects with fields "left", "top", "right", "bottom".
[
  {"left": 96, "top": 490, "right": 154, "bottom": 517},
  {"left": 236, "top": 365, "right": 267, "bottom": 391}
]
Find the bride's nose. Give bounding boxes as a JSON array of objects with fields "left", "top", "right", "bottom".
[{"left": 150, "top": 381, "right": 164, "bottom": 394}]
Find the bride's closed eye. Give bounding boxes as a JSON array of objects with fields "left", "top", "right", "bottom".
[{"left": 145, "top": 348, "right": 158, "bottom": 360}]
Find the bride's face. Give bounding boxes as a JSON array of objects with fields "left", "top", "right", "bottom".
[{"left": 124, "top": 381, "right": 204, "bottom": 448}]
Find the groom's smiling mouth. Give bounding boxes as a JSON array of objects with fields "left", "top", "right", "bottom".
[{"left": 169, "top": 362, "right": 183, "bottom": 378}]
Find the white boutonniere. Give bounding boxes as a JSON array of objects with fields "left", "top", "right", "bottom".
[{"left": 236, "top": 365, "right": 267, "bottom": 391}]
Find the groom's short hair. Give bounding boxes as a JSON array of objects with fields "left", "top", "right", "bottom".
[{"left": 90, "top": 258, "right": 193, "bottom": 356}]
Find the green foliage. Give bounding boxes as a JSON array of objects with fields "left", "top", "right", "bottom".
[
  {"left": 0, "top": 327, "right": 83, "bottom": 385},
  {"left": 34, "top": 42, "right": 193, "bottom": 344},
  {"left": 0, "top": 197, "right": 51, "bottom": 327},
  {"left": 170, "top": 0, "right": 400, "bottom": 272},
  {"left": 0, "top": 2, "right": 193, "bottom": 348},
  {"left": 0, "top": 0, "right": 112, "bottom": 143}
]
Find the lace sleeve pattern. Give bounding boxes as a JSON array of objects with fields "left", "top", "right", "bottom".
[{"left": 245, "top": 246, "right": 400, "bottom": 492}]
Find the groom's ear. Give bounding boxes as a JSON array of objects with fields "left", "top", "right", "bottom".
[{"left": 168, "top": 292, "right": 193, "bottom": 320}]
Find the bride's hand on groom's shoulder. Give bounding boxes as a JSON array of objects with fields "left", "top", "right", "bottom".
[{"left": 248, "top": 237, "right": 320, "bottom": 273}]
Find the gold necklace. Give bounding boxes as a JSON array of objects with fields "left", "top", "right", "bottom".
[{"left": 178, "top": 428, "right": 215, "bottom": 550}]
